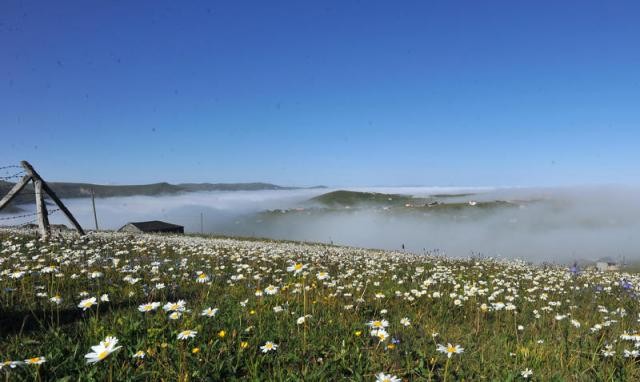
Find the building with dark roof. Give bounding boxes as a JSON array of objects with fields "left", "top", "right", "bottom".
[{"left": 118, "top": 220, "right": 184, "bottom": 234}]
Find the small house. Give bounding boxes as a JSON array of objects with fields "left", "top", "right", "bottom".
[
  {"left": 595, "top": 257, "right": 620, "bottom": 272},
  {"left": 118, "top": 220, "right": 184, "bottom": 234}
]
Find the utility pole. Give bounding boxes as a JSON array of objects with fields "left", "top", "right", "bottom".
[{"left": 91, "top": 188, "right": 99, "bottom": 230}]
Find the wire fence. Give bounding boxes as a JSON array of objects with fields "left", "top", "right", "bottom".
[
  {"left": 0, "top": 171, "right": 26, "bottom": 180},
  {"left": 0, "top": 164, "right": 25, "bottom": 180},
  {"left": 0, "top": 163, "right": 87, "bottom": 235},
  {"left": 0, "top": 208, "right": 61, "bottom": 227},
  {"left": 1, "top": 163, "right": 58, "bottom": 227},
  {"left": 0, "top": 165, "right": 23, "bottom": 171}
]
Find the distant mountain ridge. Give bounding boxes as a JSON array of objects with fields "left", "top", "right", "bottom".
[{"left": 0, "top": 180, "right": 326, "bottom": 200}]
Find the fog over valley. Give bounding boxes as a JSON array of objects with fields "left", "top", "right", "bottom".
[{"left": 4, "top": 186, "right": 639, "bottom": 264}]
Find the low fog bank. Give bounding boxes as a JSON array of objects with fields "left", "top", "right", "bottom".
[
  {"left": 4, "top": 186, "right": 640, "bottom": 263},
  {"left": 237, "top": 186, "right": 640, "bottom": 263},
  {"left": 47, "top": 189, "right": 329, "bottom": 231}
]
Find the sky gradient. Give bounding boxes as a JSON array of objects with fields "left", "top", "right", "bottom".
[{"left": 1, "top": 1, "right": 639, "bottom": 186}]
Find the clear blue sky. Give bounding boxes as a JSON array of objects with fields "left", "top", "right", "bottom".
[{"left": 1, "top": 1, "right": 639, "bottom": 187}]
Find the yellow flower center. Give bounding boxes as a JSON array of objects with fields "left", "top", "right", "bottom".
[{"left": 98, "top": 350, "right": 109, "bottom": 360}]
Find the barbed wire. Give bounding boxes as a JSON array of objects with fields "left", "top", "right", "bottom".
[
  {"left": 0, "top": 164, "right": 67, "bottom": 230},
  {"left": 0, "top": 165, "right": 23, "bottom": 171},
  {"left": 0, "top": 210, "right": 60, "bottom": 230},
  {"left": 0, "top": 208, "right": 60, "bottom": 221},
  {"left": 20, "top": 219, "right": 38, "bottom": 226},
  {"left": 0, "top": 171, "right": 26, "bottom": 180},
  {"left": 0, "top": 211, "right": 38, "bottom": 221}
]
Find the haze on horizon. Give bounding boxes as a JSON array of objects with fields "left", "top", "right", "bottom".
[{"left": 0, "top": 185, "right": 630, "bottom": 264}]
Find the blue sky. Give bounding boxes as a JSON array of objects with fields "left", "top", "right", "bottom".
[{"left": 1, "top": 1, "right": 639, "bottom": 186}]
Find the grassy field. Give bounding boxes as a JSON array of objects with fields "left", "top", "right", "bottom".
[{"left": 1, "top": 229, "right": 640, "bottom": 381}]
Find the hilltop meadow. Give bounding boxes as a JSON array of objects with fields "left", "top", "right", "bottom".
[{"left": 2, "top": 229, "right": 640, "bottom": 381}]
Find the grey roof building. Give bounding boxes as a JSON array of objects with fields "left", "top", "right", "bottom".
[{"left": 118, "top": 220, "right": 184, "bottom": 234}]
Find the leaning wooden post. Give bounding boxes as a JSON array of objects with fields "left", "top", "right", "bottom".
[
  {"left": 20, "top": 161, "right": 86, "bottom": 236},
  {"left": 34, "top": 178, "right": 51, "bottom": 239},
  {"left": 0, "top": 175, "right": 32, "bottom": 211}
]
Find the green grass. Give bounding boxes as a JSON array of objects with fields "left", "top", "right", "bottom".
[{"left": 1, "top": 229, "right": 640, "bottom": 381}]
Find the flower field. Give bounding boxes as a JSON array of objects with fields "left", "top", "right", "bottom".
[{"left": 1, "top": 229, "right": 640, "bottom": 381}]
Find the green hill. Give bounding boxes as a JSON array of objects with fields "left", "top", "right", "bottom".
[{"left": 309, "top": 190, "right": 413, "bottom": 207}]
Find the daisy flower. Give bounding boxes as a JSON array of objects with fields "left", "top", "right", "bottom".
[
  {"left": 297, "top": 315, "right": 311, "bottom": 325},
  {"left": 520, "top": 368, "right": 533, "bottom": 379},
  {"left": 436, "top": 343, "right": 464, "bottom": 358},
  {"left": 24, "top": 356, "right": 46, "bottom": 365},
  {"left": 138, "top": 302, "right": 161, "bottom": 312},
  {"left": 367, "top": 319, "right": 389, "bottom": 329},
  {"left": 85, "top": 336, "right": 121, "bottom": 364},
  {"left": 371, "top": 328, "right": 389, "bottom": 342},
  {"left": 78, "top": 297, "right": 97, "bottom": 311},
  {"left": 201, "top": 307, "right": 219, "bottom": 317},
  {"left": 601, "top": 344, "right": 615, "bottom": 357},
  {"left": 375, "top": 372, "right": 402, "bottom": 382},
  {"left": 260, "top": 341, "right": 278, "bottom": 353},
  {"left": 177, "top": 330, "right": 197, "bottom": 340},
  {"left": 286, "top": 262, "right": 307, "bottom": 274},
  {"left": 196, "top": 273, "right": 210, "bottom": 283},
  {"left": 163, "top": 300, "right": 186, "bottom": 312}
]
